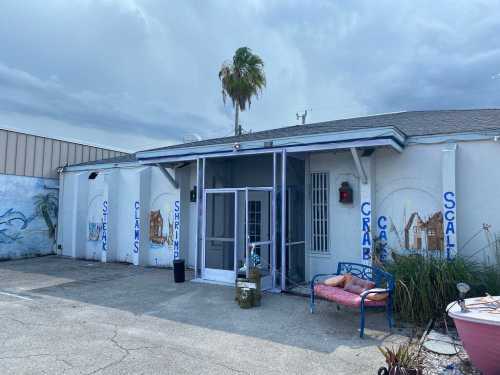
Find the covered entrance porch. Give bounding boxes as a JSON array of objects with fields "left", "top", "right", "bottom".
[
  {"left": 198, "top": 153, "right": 306, "bottom": 291},
  {"left": 136, "top": 126, "right": 405, "bottom": 291}
]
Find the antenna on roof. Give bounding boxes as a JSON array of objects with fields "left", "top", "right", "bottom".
[{"left": 296, "top": 109, "right": 310, "bottom": 125}]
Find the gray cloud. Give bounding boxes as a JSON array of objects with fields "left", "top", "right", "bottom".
[{"left": 1, "top": 0, "right": 500, "bottom": 150}]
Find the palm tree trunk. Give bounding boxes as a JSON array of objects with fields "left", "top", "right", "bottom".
[
  {"left": 234, "top": 104, "right": 240, "bottom": 136},
  {"left": 42, "top": 209, "right": 55, "bottom": 238}
]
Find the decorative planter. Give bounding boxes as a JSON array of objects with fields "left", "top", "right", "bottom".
[
  {"left": 238, "top": 288, "right": 253, "bottom": 309},
  {"left": 447, "top": 297, "right": 500, "bottom": 375},
  {"left": 248, "top": 267, "right": 261, "bottom": 306},
  {"left": 235, "top": 268, "right": 261, "bottom": 308}
]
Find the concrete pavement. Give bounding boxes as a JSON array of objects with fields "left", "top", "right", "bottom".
[{"left": 0, "top": 256, "right": 408, "bottom": 374}]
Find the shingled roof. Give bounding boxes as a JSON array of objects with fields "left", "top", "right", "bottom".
[
  {"left": 146, "top": 109, "right": 500, "bottom": 152},
  {"left": 66, "top": 109, "right": 500, "bottom": 169}
]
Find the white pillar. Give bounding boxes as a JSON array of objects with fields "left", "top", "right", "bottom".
[
  {"left": 101, "top": 169, "right": 119, "bottom": 263},
  {"left": 69, "top": 172, "right": 88, "bottom": 259},
  {"left": 137, "top": 167, "right": 151, "bottom": 266},
  {"left": 359, "top": 155, "right": 375, "bottom": 265},
  {"left": 442, "top": 144, "right": 457, "bottom": 260}
]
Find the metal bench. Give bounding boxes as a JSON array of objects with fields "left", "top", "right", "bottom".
[{"left": 310, "top": 262, "right": 395, "bottom": 338}]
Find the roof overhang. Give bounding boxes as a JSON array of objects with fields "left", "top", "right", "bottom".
[
  {"left": 63, "top": 160, "right": 140, "bottom": 172},
  {"left": 136, "top": 126, "right": 406, "bottom": 164}
]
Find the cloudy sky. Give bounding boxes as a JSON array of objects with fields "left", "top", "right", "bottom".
[{"left": 1, "top": 1, "right": 500, "bottom": 152}]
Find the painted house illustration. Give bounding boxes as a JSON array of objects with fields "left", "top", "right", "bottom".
[
  {"left": 425, "top": 212, "right": 444, "bottom": 251},
  {"left": 404, "top": 211, "right": 444, "bottom": 251},
  {"left": 150, "top": 210, "right": 166, "bottom": 245},
  {"left": 405, "top": 212, "right": 424, "bottom": 250}
]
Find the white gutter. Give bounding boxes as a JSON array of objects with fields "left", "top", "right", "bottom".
[
  {"left": 138, "top": 137, "right": 403, "bottom": 165},
  {"left": 136, "top": 126, "right": 406, "bottom": 160},
  {"left": 63, "top": 161, "right": 140, "bottom": 172},
  {"left": 407, "top": 130, "right": 500, "bottom": 145}
]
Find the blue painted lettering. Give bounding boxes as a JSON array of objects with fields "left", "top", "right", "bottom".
[
  {"left": 362, "top": 217, "right": 370, "bottom": 231},
  {"left": 363, "top": 247, "right": 371, "bottom": 260},
  {"left": 102, "top": 200, "right": 108, "bottom": 252},
  {"left": 362, "top": 232, "right": 371, "bottom": 246},
  {"left": 444, "top": 191, "right": 456, "bottom": 209},
  {"left": 173, "top": 200, "right": 180, "bottom": 259},
  {"left": 444, "top": 210, "right": 455, "bottom": 222},
  {"left": 133, "top": 201, "right": 140, "bottom": 254},
  {"left": 445, "top": 221, "right": 455, "bottom": 235},
  {"left": 377, "top": 216, "right": 387, "bottom": 230},
  {"left": 361, "top": 202, "right": 371, "bottom": 216}
]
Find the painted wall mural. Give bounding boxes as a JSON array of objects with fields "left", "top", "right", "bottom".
[
  {"left": 150, "top": 210, "right": 168, "bottom": 245},
  {"left": 88, "top": 222, "right": 102, "bottom": 241},
  {"left": 148, "top": 192, "right": 180, "bottom": 266},
  {"left": 376, "top": 187, "right": 444, "bottom": 261},
  {"left": 86, "top": 191, "right": 105, "bottom": 260},
  {"left": 0, "top": 174, "right": 58, "bottom": 259}
]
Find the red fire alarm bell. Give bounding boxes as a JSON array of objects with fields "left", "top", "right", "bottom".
[{"left": 339, "top": 181, "right": 353, "bottom": 203}]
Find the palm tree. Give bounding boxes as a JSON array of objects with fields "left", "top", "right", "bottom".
[
  {"left": 219, "top": 47, "right": 266, "bottom": 136},
  {"left": 33, "top": 192, "right": 58, "bottom": 239}
]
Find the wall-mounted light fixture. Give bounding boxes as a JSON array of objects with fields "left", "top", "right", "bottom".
[
  {"left": 88, "top": 171, "right": 99, "bottom": 180},
  {"left": 339, "top": 181, "right": 353, "bottom": 204},
  {"left": 190, "top": 186, "right": 197, "bottom": 202}
]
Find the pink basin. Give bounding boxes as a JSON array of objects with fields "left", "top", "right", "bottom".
[{"left": 448, "top": 297, "right": 500, "bottom": 375}]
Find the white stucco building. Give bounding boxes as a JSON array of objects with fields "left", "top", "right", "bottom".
[
  {"left": 0, "top": 126, "right": 127, "bottom": 260},
  {"left": 57, "top": 109, "right": 500, "bottom": 291}
]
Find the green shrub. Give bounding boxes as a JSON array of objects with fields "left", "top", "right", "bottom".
[{"left": 384, "top": 254, "right": 500, "bottom": 326}]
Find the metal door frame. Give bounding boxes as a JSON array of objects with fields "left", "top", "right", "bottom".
[
  {"left": 202, "top": 188, "right": 238, "bottom": 283},
  {"left": 245, "top": 187, "right": 274, "bottom": 290},
  {"left": 202, "top": 187, "right": 275, "bottom": 285}
]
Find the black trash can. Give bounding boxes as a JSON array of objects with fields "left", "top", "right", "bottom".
[{"left": 173, "top": 259, "right": 185, "bottom": 283}]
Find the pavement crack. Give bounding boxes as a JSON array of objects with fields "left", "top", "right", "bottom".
[
  {"left": 162, "top": 343, "right": 250, "bottom": 374},
  {"left": 86, "top": 329, "right": 129, "bottom": 375},
  {"left": 85, "top": 327, "right": 160, "bottom": 375}
]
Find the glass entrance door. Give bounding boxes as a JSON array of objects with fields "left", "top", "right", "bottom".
[
  {"left": 246, "top": 188, "right": 274, "bottom": 290},
  {"left": 202, "top": 187, "right": 275, "bottom": 287},
  {"left": 202, "top": 190, "right": 236, "bottom": 283}
]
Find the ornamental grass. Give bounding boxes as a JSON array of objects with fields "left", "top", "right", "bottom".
[{"left": 384, "top": 254, "right": 500, "bottom": 325}]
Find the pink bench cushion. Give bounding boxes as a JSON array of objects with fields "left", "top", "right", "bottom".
[{"left": 314, "top": 284, "right": 386, "bottom": 308}]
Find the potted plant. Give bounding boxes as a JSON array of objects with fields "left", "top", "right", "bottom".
[
  {"left": 248, "top": 249, "right": 261, "bottom": 306},
  {"left": 378, "top": 342, "right": 422, "bottom": 375}
]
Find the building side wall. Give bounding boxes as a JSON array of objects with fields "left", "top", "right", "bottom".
[
  {"left": 0, "top": 129, "right": 127, "bottom": 179},
  {"left": 0, "top": 174, "right": 58, "bottom": 259},
  {"left": 59, "top": 165, "right": 185, "bottom": 268},
  {"left": 307, "top": 151, "right": 360, "bottom": 278},
  {"left": 455, "top": 141, "right": 500, "bottom": 263},
  {"left": 306, "top": 139, "right": 500, "bottom": 280}
]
